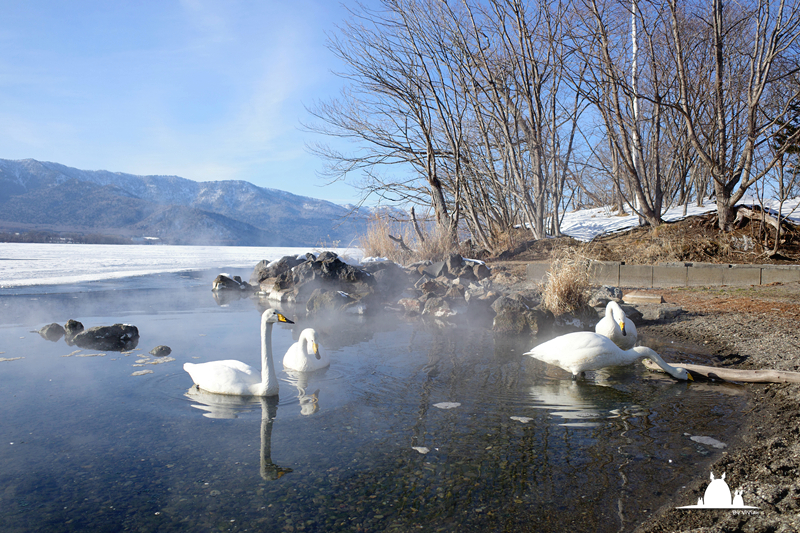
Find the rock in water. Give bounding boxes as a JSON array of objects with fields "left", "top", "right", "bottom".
[
  {"left": 64, "top": 319, "right": 85, "bottom": 346},
  {"left": 72, "top": 324, "right": 140, "bottom": 351},
  {"left": 38, "top": 323, "right": 65, "bottom": 342},
  {"left": 149, "top": 345, "right": 172, "bottom": 357}
]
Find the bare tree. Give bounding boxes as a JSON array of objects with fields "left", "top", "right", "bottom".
[{"left": 668, "top": 0, "right": 800, "bottom": 231}]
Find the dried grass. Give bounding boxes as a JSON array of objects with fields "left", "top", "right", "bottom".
[
  {"left": 359, "top": 215, "right": 458, "bottom": 264},
  {"left": 540, "top": 248, "right": 592, "bottom": 315}
]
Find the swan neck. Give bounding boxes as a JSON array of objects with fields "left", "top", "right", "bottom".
[
  {"left": 261, "top": 320, "right": 278, "bottom": 393},
  {"left": 645, "top": 350, "right": 682, "bottom": 378}
]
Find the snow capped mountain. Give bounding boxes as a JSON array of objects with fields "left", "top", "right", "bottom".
[{"left": 0, "top": 158, "right": 375, "bottom": 246}]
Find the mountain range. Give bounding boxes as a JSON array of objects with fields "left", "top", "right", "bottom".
[{"left": 0, "top": 158, "right": 385, "bottom": 246}]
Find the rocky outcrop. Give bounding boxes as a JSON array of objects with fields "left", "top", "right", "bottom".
[
  {"left": 239, "top": 250, "right": 635, "bottom": 338},
  {"left": 72, "top": 324, "right": 140, "bottom": 351}
]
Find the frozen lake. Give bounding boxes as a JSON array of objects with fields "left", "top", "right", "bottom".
[
  {"left": 0, "top": 244, "right": 747, "bottom": 532},
  {"left": 0, "top": 243, "right": 363, "bottom": 291}
]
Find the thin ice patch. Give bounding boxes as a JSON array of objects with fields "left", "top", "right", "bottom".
[
  {"left": 510, "top": 416, "right": 533, "bottom": 423},
  {"left": 433, "top": 402, "right": 461, "bottom": 410},
  {"left": 689, "top": 435, "right": 727, "bottom": 449}
]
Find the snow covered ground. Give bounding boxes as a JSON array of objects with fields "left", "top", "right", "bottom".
[{"left": 559, "top": 197, "right": 800, "bottom": 242}]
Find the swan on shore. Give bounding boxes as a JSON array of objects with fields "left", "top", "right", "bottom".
[
  {"left": 283, "top": 328, "right": 329, "bottom": 372},
  {"left": 183, "top": 309, "right": 294, "bottom": 396},
  {"left": 595, "top": 301, "right": 637, "bottom": 350},
  {"left": 525, "top": 331, "right": 692, "bottom": 381}
]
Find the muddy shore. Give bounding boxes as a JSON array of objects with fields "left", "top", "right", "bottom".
[{"left": 629, "top": 283, "right": 800, "bottom": 532}]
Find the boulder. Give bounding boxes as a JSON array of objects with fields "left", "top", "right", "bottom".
[
  {"left": 306, "top": 288, "right": 355, "bottom": 314},
  {"left": 250, "top": 256, "right": 305, "bottom": 285},
  {"left": 589, "top": 285, "right": 624, "bottom": 308},
  {"left": 422, "top": 261, "right": 448, "bottom": 278},
  {"left": 554, "top": 304, "right": 602, "bottom": 332},
  {"left": 422, "top": 297, "right": 455, "bottom": 318},
  {"left": 64, "top": 319, "right": 84, "bottom": 345},
  {"left": 472, "top": 262, "right": 491, "bottom": 280},
  {"left": 366, "top": 261, "right": 411, "bottom": 299},
  {"left": 38, "top": 323, "right": 65, "bottom": 342},
  {"left": 265, "top": 251, "right": 376, "bottom": 303},
  {"left": 444, "top": 253, "right": 463, "bottom": 274},
  {"left": 212, "top": 274, "right": 252, "bottom": 292},
  {"left": 491, "top": 296, "right": 553, "bottom": 336},
  {"left": 464, "top": 286, "right": 501, "bottom": 315},
  {"left": 491, "top": 296, "right": 532, "bottom": 334},
  {"left": 398, "top": 297, "right": 422, "bottom": 316},
  {"left": 72, "top": 324, "right": 140, "bottom": 351},
  {"left": 149, "top": 345, "right": 172, "bottom": 357}
]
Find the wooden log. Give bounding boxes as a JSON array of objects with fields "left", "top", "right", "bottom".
[
  {"left": 642, "top": 360, "right": 800, "bottom": 383},
  {"left": 734, "top": 205, "right": 796, "bottom": 233}
]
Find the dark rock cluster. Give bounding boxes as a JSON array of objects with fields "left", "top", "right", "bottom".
[
  {"left": 211, "top": 251, "right": 649, "bottom": 337},
  {"left": 36, "top": 319, "right": 170, "bottom": 354}
]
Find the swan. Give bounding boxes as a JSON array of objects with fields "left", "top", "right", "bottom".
[
  {"left": 525, "top": 331, "right": 692, "bottom": 381},
  {"left": 183, "top": 308, "right": 294, "bottom": 396},
  {"left": 283, "top": 328, "right": 328, "bottom": 372},
  {"left": 595, "top": 301, "right": 638, "bottom": 350}
]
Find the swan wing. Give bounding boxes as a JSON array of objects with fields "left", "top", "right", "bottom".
[
  {"left": 184, "top": 360, "right": 261, "bottom": 396},
  {"left": 282, "top": 342, "right": 307, "bottom": 371},
  {"left": 526, "top": 332, "right": 632, "bottom": 374}
]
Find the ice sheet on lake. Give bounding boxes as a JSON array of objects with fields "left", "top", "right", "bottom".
[{"left": 0, "top": 243, "right": 364, "bottom": 289}]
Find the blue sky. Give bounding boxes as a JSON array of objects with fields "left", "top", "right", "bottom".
[{"left": 0, "top": 1, "right": 366, "bottom": 204}]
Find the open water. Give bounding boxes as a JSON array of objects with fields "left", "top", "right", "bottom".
[{"left": 0, "top": 244, "right": 747, "bottom": 532}]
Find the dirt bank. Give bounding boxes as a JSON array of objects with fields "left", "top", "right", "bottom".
[
  {"left": 632, "top": 283, "right": 800, "bottom": 533},
  {"left": 486, "top": 258, "right": 800, "bottom": 531}
]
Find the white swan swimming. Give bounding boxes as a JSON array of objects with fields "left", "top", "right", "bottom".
[
  {"left": 595, "top": 301, "right": 638, "bottom": 350},
  {"left": 183, "top": 308, "right": 294, "bottom": 396},
  {"left": 525, "top": 331, "right": 692, "bottom": 381},
  {"left": 283, "top": 328, "right": 329, "bottom": 372}
]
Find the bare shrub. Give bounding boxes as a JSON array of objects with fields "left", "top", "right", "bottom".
[
  {"left": 359, "top": 216, "right": 413, "bottom": 263},
  {"left": 541, "top": 248, "right": 592, "bottom": 315},
  {"left": 359, "top": 216, "right": 459, "bottom": 264}
]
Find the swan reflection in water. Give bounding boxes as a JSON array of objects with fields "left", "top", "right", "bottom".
[
  {"left": 284, "top": 368, "right": 328, "bottom": 416},
  {"left": 525, "top": 375, "right": 638, "bottom": 427},
  {"left": 185, "top": 386, "right": 292, "bottom": 480}
]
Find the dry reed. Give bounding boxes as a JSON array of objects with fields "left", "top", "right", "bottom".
[
  {"left": 359, "top": 215, "right": 458, "bottom": 264},
  {"left": 540, "top": 248, "right": 592, "bottom": 315}
]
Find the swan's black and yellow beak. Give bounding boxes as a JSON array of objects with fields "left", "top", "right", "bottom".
[
  {"left": 277, "top": 313, "right": 294, "bottom": 324},
  {"left": 619, "top": 320, "right": 627, "bottom": 336},
  {"left": 687, "top": 372, "right": 694, "bottom": 381},
  {"left": 312, "top": 342, "right": 321, "bottom": 360}
]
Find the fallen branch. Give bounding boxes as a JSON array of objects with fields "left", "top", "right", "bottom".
[
  {"left": 735, "top": 206, "right": 796, "bottom": 233},
  {"left": 642, "top": 360, "right": 800, "bottom": 383},
  {"left": 388, "top": 234, "right": 413, "bottom": 253}
]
